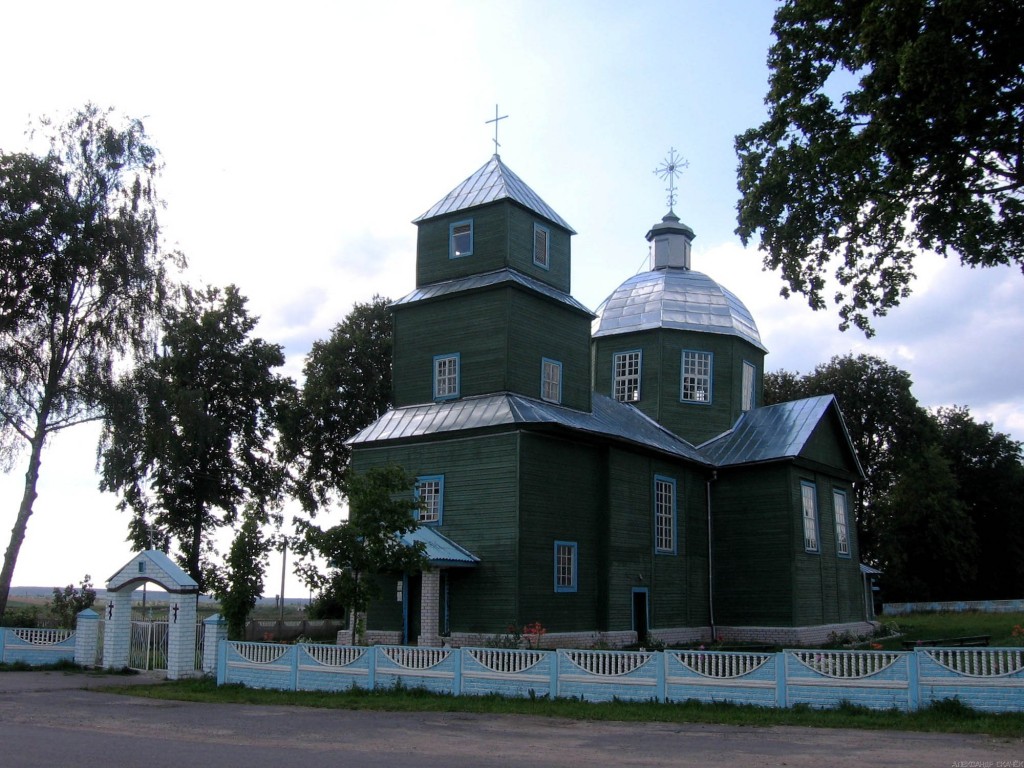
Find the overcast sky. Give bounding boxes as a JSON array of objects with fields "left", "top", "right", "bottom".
[{"left": 2, "top": 1, "right": 1021, "bottom": 596}]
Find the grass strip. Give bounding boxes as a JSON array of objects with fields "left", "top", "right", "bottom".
[{"left": 106, "top": 678, "right": 1024, "bottom": 738}]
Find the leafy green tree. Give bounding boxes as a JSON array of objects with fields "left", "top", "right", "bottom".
[
  {"left": 306, "top": 575, "right": 349, "bottom": 621},
  {"left": 281, "top": 296, "right": 392, "bottom": 514},
  {"left": 932, "top": 406, "right": 1024, "bottom": 598},
  {"left": 295, "top": 465, "right": 426, "bottom": 645},
  {"left": 0, "top": 105, "right": 178, "bottom": 622},
  {"left": 877, "top": 443, "right": 978, "bottom": 601},
  {"left": 210, "top": 512, "right": 271, "bottom": 640},
  {"left": 762, "top": 369, "right": 806, "bottom": 406},
  {"left": 736, "top": 1, "right": 1024, "bottom": 334},
  {"left": 764, "top": 353, "right": 932, "bottom": 565},
  {"left": 99, "top": 284, "right": 293, "bottom": 589},
  {"left": 47, "top": 575, "right": 97, "bottom": 629}
]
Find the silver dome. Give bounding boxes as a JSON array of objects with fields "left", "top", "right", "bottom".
[{"left": 592, "top": 268, "right": 766, "bottom": 351}]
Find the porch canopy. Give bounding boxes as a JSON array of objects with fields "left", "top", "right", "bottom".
[{"left": 401, "top": 527, "right": 480, "bottom": 568}]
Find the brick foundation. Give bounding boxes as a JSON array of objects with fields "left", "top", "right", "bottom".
[
  {"left": 713, "top": 621, "right": 879, "bottom": 646},
  {"left": 349, "top": 620, "right": 879, "bottom": 649}
]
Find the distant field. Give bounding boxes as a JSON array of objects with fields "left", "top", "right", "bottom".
[{"left": 10, "top": 586, "right": 308, "bottom": 606}]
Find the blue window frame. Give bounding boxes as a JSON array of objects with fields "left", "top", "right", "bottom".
[
  {"left": 681, "top": 350, "right": 712, "bottom": 403},
  {"left": 801, "top": 481, "right": 819, "bottom": 553},
  {"left": 533, "top": 223, "right": 550, "bottom": 269},
  {"left": 833, "top": 488, "right": 850, "bottom": 557},
  {"left": 541, "top": 358, "right": 562, "bottom": 403},
  {"left": 449, "top": 220, "right": 473, "bottom": 259},
  {"left": 613, "top": 350, "right": 642, "bottom": 402},
  {"left": 433, "top": 353, "right": 460, "bottom": 400},
  {"left": 416, "top": 475, "right": 444, "bottom": 525},
  {"left": 654, "top": 475, "right": 677, "bottom": 554},
  {"left": 554, "top": 541, "right": 578, "bottom": 593}
]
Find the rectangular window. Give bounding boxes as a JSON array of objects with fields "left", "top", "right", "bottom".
[
  {"left": 554, "top": 541, "right": 577, "bottom": 592},
  {"left": 654, "top": 475, "right": 677, "bottom": 554},
  {"left": 681, "top": 350, "right": 712, "bottom": 403},
  {"left": 433, "top": 353, "right": 460, "bottom": 400},
  {"left": 450, "top": 220, "right": 473, "bottom": 258},
  {"left": 802, "top": 481, "right": 819, "bottom": 553},
  {"left": 833, "top": 489, "right": 850, "bottom": 556},
  {"left": 541, "top": 358, "right": 562, "bottom": 403},
  {"left": 742, "top": 361, "right": 755, "bottom": 411},
  {"left": 613, "top": 350, "right": 642, "bottom": 402},
  {"left": 533, "top": 223, "right": 550, "bottom": 269},
  {"left": 416, "top": 476, "right": 444, "bottom": 524}
]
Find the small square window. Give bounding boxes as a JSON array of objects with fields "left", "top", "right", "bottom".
[
  {"left": 541, "top": 358, "right": 562, "bottom": 403},
  {"left": 417, "top": 476, "right": 444, "bottom": 525},
  {"left": 533, "top": 224, "right": 550, "bottom": 269},
  {"left": 433, "top": 353, "right": 460, "bottom": 400},
  {"left": 554, "top": 541, "right": 577, "bottom": 592},
  {"left": 450, "top": 220, "right": 473, "bottom": 259}
]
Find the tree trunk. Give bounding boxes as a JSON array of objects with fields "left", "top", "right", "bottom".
[{"left": 0, "top": 424, "right": 47, "bottom": 623}]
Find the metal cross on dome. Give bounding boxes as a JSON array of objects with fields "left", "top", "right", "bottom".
[
  {"left": 653, "top": 147, "right": 689, "bottom": 213},
  {"left": 486, "top": 104, "right": 508, "bottom": 154}
]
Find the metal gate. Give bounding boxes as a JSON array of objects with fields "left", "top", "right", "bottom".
[
  {"left": 125, "top": 620, "right": 205, "bottom": 672},
  {"left": 129, "top": 620, "right": 169, "bottom": 671}
]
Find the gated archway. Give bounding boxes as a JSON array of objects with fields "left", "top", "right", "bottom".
[{"left": 103, "top": 551, "right": 200, "bottom": 680}]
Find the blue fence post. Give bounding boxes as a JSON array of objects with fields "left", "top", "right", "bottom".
[
  {"left": 656, "top": 650, "right": 666, "bottom": 703},
  {"left": 907, "top": 650, "right": 920, "bottom": 712},
  {"left": 216, "top": 638, "right": 228, "bottom": 685},
  {"left": 367, "top": 645, "right": 377, "bottom": 691},
  {"left": 453, "top": 647, "right": 463, "bottom": 696},
  {"left": 291, "top": 644, "right": 301, "bottom": 691},
  {"left": 550, "top": 650, "right": 560, "bottom": 699},
  {"left": 775, "top": 651, "right": 788, "bottom": 709}
]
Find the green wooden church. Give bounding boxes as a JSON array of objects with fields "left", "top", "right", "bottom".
[{"left": 348, "top": 153, "right": 870, "bottom": 648}]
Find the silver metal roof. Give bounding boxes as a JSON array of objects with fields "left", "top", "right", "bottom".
[
  {"left": 592, "top": 268, "right": 766, "bottom": 351},
  {"left": 393, "top": 268, "right": 594, "bottom": 316},
  {"left": 349, "top": 392, "right": 708, "bottom": 464},
  {"left": 699, "top": 395, "right": 862, "bottom": 478},
  {"left": 414, "top": 155, "right": 576, "bottom": 233},
  {"left": 401, "top": 527, "right": 480, "bottom": 568}
]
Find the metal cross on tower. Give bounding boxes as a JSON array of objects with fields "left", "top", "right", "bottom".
[
  {"left": 486, "top": 104, "right": 508, "bottom": 154},
  {"left": 653, "top": 147, "right": 689, "bottom": 213}
]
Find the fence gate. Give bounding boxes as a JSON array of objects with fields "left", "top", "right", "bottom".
[{"left": 129, "top": 620, "right": 169, "bottom": 671}]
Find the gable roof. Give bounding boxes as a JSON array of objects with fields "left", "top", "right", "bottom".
[
  {"left": 401, "top": 527, "right": 480, "bottom": 568},
  {"left": 414, "top": 155, "right": 575, "bottom": 233},
  {"left": 349, "top": 392, "right": 708, "bottom": 465},
  {"left": 698, "top": 395, "right": 864, "bottom": 477},
  {"left": 107, "top": 550, "right": 200, "bottom": 594}
]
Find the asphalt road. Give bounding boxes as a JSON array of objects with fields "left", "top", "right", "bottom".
[{"left": 0, "top": 671, "right": 1020, "bottom": 767}]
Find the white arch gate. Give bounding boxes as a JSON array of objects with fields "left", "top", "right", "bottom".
[{"left": 103, "top": 551, "right": 201, "bottom": 680}]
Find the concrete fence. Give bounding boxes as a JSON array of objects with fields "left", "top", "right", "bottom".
[
  {"left": 0, "top": 627, "right": 76, "bottom": 666},
  {"left": 216, "top": 642, "right": 1024, "bottom": 713},
  {"left": 883, "top": 599, "right": 1024, "bottom": 615}
]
